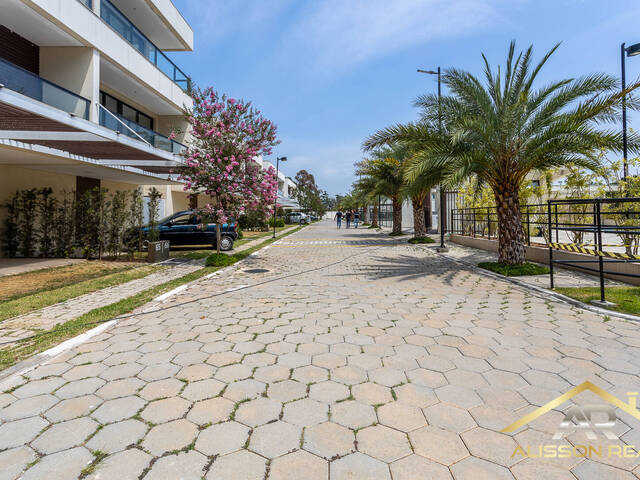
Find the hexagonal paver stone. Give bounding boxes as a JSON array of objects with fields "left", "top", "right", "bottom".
[
  {"left": 12, "top": 377, "right": 66, "bottom": 399},
  {"left": 206, "top": 450, "right": 267, "bottom": 480},
  {"left": 408, "top": 426, "right": 469, "bottom": 466},
  {"left": 268, "top": 380, "right": 307, "bottom": 402},
  {"left": 278, "top": 352, "right": 312, "bottom": 368},
  {"left": 460, "top": 427, "right": 519, "bottom": 467},
  {"left": 86, "top": 419, "right": 148, "bottom": 453},
  {"left": 449, "top": 456, "right": 514, "bottom": 480},
  {"left": 144, "top": 451, "right": 207, "bottom": 480},
  {"left": 215, "top": 364, "right": 252, "bottom": 383},
  {"left": 21, "top": 446, "right": 93, "bottom": 480},
  {"left": 207, "top": 351, "right": 242, "bottom": 367},
  {"left": 140, "top": 397, "right": 191, "bottom": 424},
  {"left": 32, "top": 417, "right": 98, "bottom": 454},
  {"left": 0, "top": 416, "right": 48, "bottom": 450},
  {"left": 269, "top": 450, "right": 328, "bottom": 480},
  {"left": 63, "top": 363, "right": 106, "bottom": 381},
  {"left": 177, "top": 364, "right": 216, "bottom": 382},
  {"left": 309, "top": 381, "right": 350, "bottom": 403},
  {"left": 332, "top": 400, "right": 376, "bottom": 429},
  {"left": 357, "top": 425, "right": 411, "bottom": 463},
  {"left": 292, "top": 365, "right": 329, "bottom": 384},
  {"left": 195, "top": 421, "right": 250, "bottom": 456},
  {"left": 100, "top": 362, "right": 144, "bottom": 381},
  {"left": 393, "top": 384, "right": 438, "bottom": 408},
  {"left": 377, "top": 402, "right": 426, "bottom": 432},
  {"left": 139, "top": 378, "right": 184, "bottom": 401},
  {"left": 187, "top": 397, "right": 234, "bottom": 426},
  {"left": 423, "top": 403, "right": 476, "bottom": 434},
  {"left": 390, "top": 454, "right": 453, "bottom": 480},
  {"left": 173, "top": 350, "right": 208, "bottom": 366},
  {"left": 249, "top": 421, "right": 301, "bottom": 458},
  {"left": 138, "top": 363, "right": 180, "bottom": 382},
  {"left": 303, "top": 421, "right": 354, "bottom": 459},
  {"left": 24, "top": 362, "right": 70, "bottom": 380},
  {"left": 331, "top": 366, "right": 367, "bottom": 386},
  {"left": 368, "top": 368, "right": 405, "bottom": 387},
  {"left": 352, "top": 382, "right": 393, "bottom": 406},
  {"left": 254, "top": 365, "right": 290, "bottom": 383},
  {"left": 330, "top": 452, "right": 391, "bottom": 480},
  {"left": 55, "top": 378, "right": 106, "bottom": 400},
  {"left": 142, "top": 419, "right": 198, "bottom": 456},
  {"left": 181, "top": 378, "right": 225, "bottom": 402},
  {"left": 92, "top": 395, "right": 146, "bottom": 424},
  {"left": 0, "top": 446, "right": 37, "bottom": 480},
  {"left": 406, "top": 369, "right": 447, "bottom": 388},
  {"left": 0, "top": 394, "right": 58, "bottom": 420},
  {"left": 435, "top": 385, "right": 483, "bottom": 409},
  {"left": 85, "top": 449, "right": 151, "bottom": 480},
  {"left": 282, "top": 398, "right": 328, "bottom": 427},
  {"left": 235, "top": 397, "right": 282, "bottom": 427},
  {"left": 313, "top": 352, "right": 347, "bottom": 369},
  {"left": 45, "top": 394, "right": 102, "bottom": 422},
  {"left": 223, "top": 379, "right": 266, "bottom": 402}
]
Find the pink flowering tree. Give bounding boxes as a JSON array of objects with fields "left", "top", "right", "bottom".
[{"left": 179, "top": 87, "right": 280, "bottom": 252}]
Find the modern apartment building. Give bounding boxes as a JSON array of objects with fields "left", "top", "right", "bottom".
[{"left": 0, "top": 0, "right": 196, "bottom": 221}]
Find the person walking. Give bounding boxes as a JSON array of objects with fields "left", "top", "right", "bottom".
[
  {"left": 334, "top": 210, "right": 343, "bottom": 229},
  {"left": 345, "top": 210, "right": 352, "bottom": 229},
  {"left": 354, "top": 210, "right": 360, "bottom": 228}
]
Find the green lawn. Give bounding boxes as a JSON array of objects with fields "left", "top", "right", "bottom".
[
  {"left": 478, "top": 261, "right": 550, "bottom": 276},
  {"left": 0, "top": 264, "right": 164, "bottom": 322},
  {"left": 555, "top": 286, "right": 640, "bottom": 316}
]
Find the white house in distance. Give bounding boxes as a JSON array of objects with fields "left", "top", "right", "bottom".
[
  {"left": 0, "top": 0, "right": 198, "bottom": 228},
  {"left": 256, "top": 156, "right": 300, "bottom": 211}
]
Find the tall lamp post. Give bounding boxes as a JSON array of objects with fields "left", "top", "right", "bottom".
[
  {"left": 272, "top": 156, "right": 287, "bottom": 238},
  {"left": 621, "top": 42, "right": 640, "bottom": 192},
  {"left": 417, "top": 67, "right": 448, "bottom": 251}
]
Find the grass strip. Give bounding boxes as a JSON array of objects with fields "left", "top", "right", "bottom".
[
  {"left": 408, "top": 236, "right": 436, "bottom": 244},
  {"left": 478, "top": 261, "right": 550, "bottom": 276},
  {"left": 555, "top": 286, "right": 640, "bottom": 316},
  {"left": 0, "top": 224, "right": 306, "bottom": 371},
  {"left": 0, "top": 265, "right": 164, "bottom": 322}
]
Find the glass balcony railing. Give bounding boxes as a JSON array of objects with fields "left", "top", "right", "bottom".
[
  {"left": 77, "top": 0, "right": 92, "bottom": 8},
  {"left": 99, "top": 106, "right": 185, "bottom": 155},
  {"left": 100, "top": 0, "right": 191, "bottom": 92},
  {"left": 0, "top": 57, "right": 90, "bottom": 119}
]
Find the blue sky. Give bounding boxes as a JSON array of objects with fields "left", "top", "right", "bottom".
[{"left": 170, "top": 0, "right": 640, "bottom": 196}]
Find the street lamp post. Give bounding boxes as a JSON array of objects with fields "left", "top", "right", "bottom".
[
  {"left": 621, "top": 42, "right": 640, "bottom": 193},
  {"left": 272, "top": 156, "right": 287, "bottom": 238},
  {"left": 417, "top": 67, "right": 448, "bottom": 252}
]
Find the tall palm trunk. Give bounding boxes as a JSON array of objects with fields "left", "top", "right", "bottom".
[
  {"left": 361, "top": 205, "right": 368, "bottom": 223},
  {"left": 411, "top": 195, "right": 426, "bottom": 238},
  {"left": 494, "top": 185, "right": 526, "bottom": 264},
  {"left": 371, "top": 204, "right": 379, "bottom": 227},
  {"left": 391, "top": 195, "right": 402, "bottom": 235}
]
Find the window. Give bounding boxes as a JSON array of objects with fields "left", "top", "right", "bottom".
[
  {"left": 531, "top": 180, "right": 541, "bottom": 187},
  {"left": 171, "top": 214, "right": 192, "bottom": 225},
  {"left": 100, "top": 91, "right": 154, "bottom": 131}
]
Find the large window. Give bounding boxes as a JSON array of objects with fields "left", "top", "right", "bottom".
[{"left": 100, "top": 91, "right": 153, "bottom": 130}]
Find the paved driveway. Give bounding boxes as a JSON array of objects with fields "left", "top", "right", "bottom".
[{"left": 1, "top": 221, "right": 640, "bottom": 479}]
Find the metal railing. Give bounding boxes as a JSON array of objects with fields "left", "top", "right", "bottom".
[
  {"left": 98, "top": 104, "right": 185, "bottom": 154},
  {"left": 100, "top": 0, "right": 191, "bottom": 92},
  {"left": 0, "top": 57, "right": 90, "bottom": 119}
]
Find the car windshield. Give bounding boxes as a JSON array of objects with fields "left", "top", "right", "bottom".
[{"left": 158, "top": 214, "right": 176, "bottom": 225}]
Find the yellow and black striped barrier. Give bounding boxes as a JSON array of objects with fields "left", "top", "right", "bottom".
[{"left": 549, "top": 242, "right": 640, "bottom": 261}]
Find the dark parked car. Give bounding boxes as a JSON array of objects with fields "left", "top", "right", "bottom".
[{"left": 140, "top": 210, "right": 238, "bottom": 251}]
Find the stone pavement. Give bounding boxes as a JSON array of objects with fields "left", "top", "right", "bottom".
[
  {"left": 1, "top": 220, "right": 640, "bottom": 479},
  {"left": 0, "top": 260, "right": 203, "bottom": 349}
]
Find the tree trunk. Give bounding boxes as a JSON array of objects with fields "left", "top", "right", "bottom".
[
  {"left": 391, "top": 195, "right": 402, "bottom": 235},
  {"left": 371, "top": 204, "right": 379, "bottom": 227},
  {"left": 216, "top": 223, "right": 221, "bottom": 254},
  {"left": 361, "top": 205, "right": 368, "bottom": 223},
  {"left": 412, "top": 196, "right": 426, "bottom": 238},
  {"left": 495, "top": 186, "right": 526, "bottom": 264},
  {"left": 424, "top": 193, "right": 432, "bottom": 230}
]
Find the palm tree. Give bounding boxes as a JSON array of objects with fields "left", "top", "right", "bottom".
[{"left": 364, "top": 41, "right": 640, "bottom": 264}]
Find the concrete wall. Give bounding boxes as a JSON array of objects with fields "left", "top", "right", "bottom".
[{"left": 450, "top": 234, "right": 640, "bottom": 286}]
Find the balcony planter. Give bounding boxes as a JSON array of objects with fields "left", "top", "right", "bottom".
[{"left": 148, "top": 240, "right": 169, "bottom": 263}]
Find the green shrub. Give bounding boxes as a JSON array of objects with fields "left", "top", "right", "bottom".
[
  {"left": 408, "top": 236, "right": 435, "bottom": 244},
  {"left": 478, "top": 262, "right": 549, "bottom": 276},
  {"left": 268, "top": 218, "right": 285, "bottom": 228},
  {"left": 205, "top": 253, "right": 237, "bottom": 267},
  {"left": 236, "top": 226, "right": 244, "bottom": 240}
]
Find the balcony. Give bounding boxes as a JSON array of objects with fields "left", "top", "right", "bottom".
[
  {"left": 99, "top": 0, "right": 191, "bottom": 92},
  {"left": 98, "top": 105, "right": 185, "bottom": 154},
  {"left": 0, "top": 57, "right": 90, "bottom": 119}
]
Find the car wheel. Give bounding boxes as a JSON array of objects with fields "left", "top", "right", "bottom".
[
  {"left": 141, "top": 239, "right": 149, "bottom": 250},
  {"left": 219, "top": 235, "right": 234, "bottom": 251}
]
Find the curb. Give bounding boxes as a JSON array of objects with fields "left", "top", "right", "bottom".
[{"left": 416, "top": 244, "right": 640, "bottom": 323}]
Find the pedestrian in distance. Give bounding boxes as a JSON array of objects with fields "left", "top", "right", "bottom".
[
  {"left": 345, "top": 210, "right": 352, "bottom": 229},
  {"left": 354, "top": 211, "right": 360, "bottom": 228},
  {"left": 334, "top": 210, "right": 343, "bottom": 229}
]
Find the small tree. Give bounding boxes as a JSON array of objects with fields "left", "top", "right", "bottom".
[
  {"left": 179, "top": 87, "right": 279, "bottom": 252},
  {"left": 126, "top": 188, "right": 144, "bottom": 255},
  {"left": 147, "top": 187, "right": 162, "bottom": 244}
]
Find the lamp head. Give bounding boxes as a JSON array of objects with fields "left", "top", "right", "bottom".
[
  {"left": 277, "top": 156, "right": 287, "bottom": 162},
  {"left": 417, "top": 69, "right": 438, "bottom": 75},
  {"left": 626, "top": 43, "right": 640, "bottom": 57}
]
